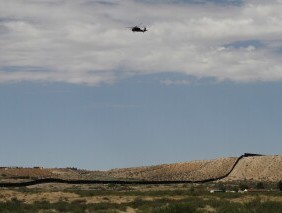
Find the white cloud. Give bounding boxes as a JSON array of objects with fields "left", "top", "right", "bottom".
[
  {"left": 1, "top": 0, "right": 282, "bottom": 85},
  {"left": 160, "top": 79, "right": 192, "bottom": 85}
]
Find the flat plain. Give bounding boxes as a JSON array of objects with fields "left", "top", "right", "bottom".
[{"left": 1, "top": 183, "right": 282, "bottom": 212}]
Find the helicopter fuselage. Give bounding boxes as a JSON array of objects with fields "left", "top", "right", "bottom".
[{"left": 131, "top": 26, "right": 147, "bottom": 32}]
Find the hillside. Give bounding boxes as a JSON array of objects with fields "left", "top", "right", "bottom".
[
  {"left": 106, "top": 157, "right": 237, "bottom": 181},
  {"left": 0, "top": 155, "right": 281, "bottom": 184},
  {"left": 105, "top": 155, "right": 282, "bottom": 182},
  {"left": 223, "top": 155, "right": 282, "bottom": 182}
]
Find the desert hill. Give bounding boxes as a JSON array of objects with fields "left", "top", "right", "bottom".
[
  {"left": 223, "top": 155, "right": 282, "bottom": 182},
  {"left": 105, "top": 155, "right": 282, "bottom": 182},
  {"left": 0, "top": 155, "right": 281, "bottom": 184},
  {"left": 106, "top": 157, "right": 237, "bottom": 181}
]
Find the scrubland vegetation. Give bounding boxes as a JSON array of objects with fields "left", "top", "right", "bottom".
[
  {"left": 1, "top": 196, "right": 282, "bottom": 213},
  {"left": 0, "top": 155, "right": 281, "bottom": 212},
  {"left": 0, "top": 182, "right": 281, "bottom": 213}
]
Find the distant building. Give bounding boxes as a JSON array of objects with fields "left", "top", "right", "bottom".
[
  {"left": 244, "top": 189, "right": 269, "bottom": 193},
  {"left": 210, "top": 190, "right": 225, "bottom": 193}
]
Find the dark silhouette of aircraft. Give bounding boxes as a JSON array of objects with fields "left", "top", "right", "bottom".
[{"left": 128, "top": 25, "right": 148, "bottom": 33}]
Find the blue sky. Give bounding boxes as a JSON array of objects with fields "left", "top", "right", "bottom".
[{"left": 1, "top": 0, "right": 282, "bottom": 169}]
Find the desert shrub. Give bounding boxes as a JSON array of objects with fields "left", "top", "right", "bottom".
[
  {"left": 217, "top": 204, "right": 246, "bottom": 213},
  {"left": 197, "top": 195, "right": 276, "bottom": 213},
  {"left": 215, "top": 198, "right": 282, "bottom": 213},
  {"left": 278, "top": 181, "right": 282, "bottom": 191},
  {"left": 68, "top": 188, "right": 201, "bottom": 198},
  {"left": 66, "top": 189, "right": 108, "bottom": 197},
  {"left": 31, "top": 200, "right": 87, "bottom": 213},
  {"left": 127, "top": 197, "right": 193, "bottom": 212},
  {"left": 257, "top": 201, "right": 282, "bottom": 212},
  {"left": 0, "top": 199, "right": 37, "bottom": 213},
  {"left": 71, "top": 199, "right": 87, "bottom": 204},
  {"left": 152, "top": 203, "right": 198, "bottom": 213},
  {"left": 204, "top": 198, "right": 219, "bottom": 208},
  {"left": 217, "top": 183, "right": 226, "bottom": 192},
  {"left": 107, "top": 183, "right": 117, "bottom": 189},
  {"left": 243, "top": 198, "right": 282, "bottom": 213},
  {"left": 256, "top": 182, "right": 265, "bottom": 189},
  {"left": 239, "top": 183, "right": 249, "bottom": 190},
  {"left": 226, "top": 185, "right": 239, "bottom": 192},
  {"left": 16, "top": 187, "right": 44, "bottom": 194},
  {"left": 145, "top": 189, "right": 202, "bottom": 197},
  {"left": 33, "top": 200, "right": 52, "bottom": 210},
  {"left": 87, "top": 202, "right": 126, "bottom": 212},
  {"left": 128, "top": 197, "right": 174, "bottom": 210},
  {"left": 213, "top": 192, "right": 241, "bottom": 199},
  {"left": 130, "top": 197, "right": 144, "bottom": 208}
]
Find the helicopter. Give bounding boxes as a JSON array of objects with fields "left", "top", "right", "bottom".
[{"left": 128, "top": 25, "right": 148, "bottom": 33}]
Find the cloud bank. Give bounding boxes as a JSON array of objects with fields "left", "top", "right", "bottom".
[{"left": 1, "top": 0, "right": 282, "bottom": 85}]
